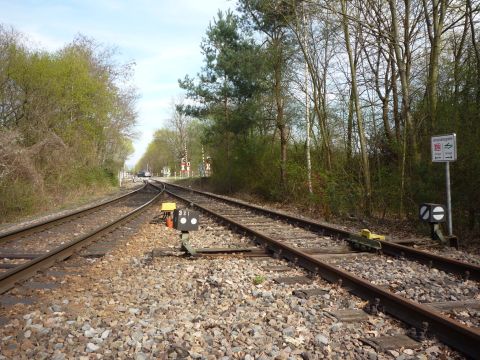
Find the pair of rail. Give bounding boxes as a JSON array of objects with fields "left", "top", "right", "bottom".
[
  {"left": 161, "top": 181, "right": 480, "bottom": 359},
  {"left": 0, "top": 182, "right": 164, "bottom": 294}
]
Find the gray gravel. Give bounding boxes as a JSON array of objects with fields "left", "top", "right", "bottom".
[
  {"left": 327, "top": 255, "right": 480, "bottom": 327},
  {"left": 0, "top": 204, "right": 467, "bottom": 359},
  {"left": 427, "top": 248, "right": 480, "bottom": 266}
]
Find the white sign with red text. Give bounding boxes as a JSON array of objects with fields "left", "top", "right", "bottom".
[{"left": 431, "top": 133, "right": 457, "bottom": 162}]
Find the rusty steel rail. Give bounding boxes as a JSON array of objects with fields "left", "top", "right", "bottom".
[
  {"left": 162, "top": 182, "right": 480, "bottom": 281},
  {"left": 163, "top": 185, "right": 480, "bottom": 359},
  {"left": 0, "top": 184, "right": 149, "bottom": 244},
  {"left": 0, "top": 183, "right": 163, "bottom": 295}
]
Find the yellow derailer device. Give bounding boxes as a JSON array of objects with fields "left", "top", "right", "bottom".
[
  {"left": 347, "top": 228, "right": 383, "bottom": 252},
  {"left": 359, "top": 229, "right": 385, "bottom": 241}
]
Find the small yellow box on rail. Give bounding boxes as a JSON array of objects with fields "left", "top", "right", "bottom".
[
  {"left": 161, "top": 202, "right": 176, "bottom": 212},
  {"left": 360, "top": 229, "right": 385, "bottom": 241}
]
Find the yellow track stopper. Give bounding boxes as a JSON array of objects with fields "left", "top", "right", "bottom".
[
  {"left": 161, "top": 202, "right": 176, "bottom": 212},
  {"left": 360, "top": 229, "right": 385, "bottom": 241}
]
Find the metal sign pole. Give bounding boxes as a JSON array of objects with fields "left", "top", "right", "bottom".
[{"left": 445, "top": 161, "right": 452, "bottom": 236}]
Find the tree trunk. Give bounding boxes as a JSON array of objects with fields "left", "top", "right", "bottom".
[
  {"left": 346, "top": 89, "right": 354, "bottom": 161},
  {"left": 390, "top": 46, "right": 401, "bottom": 142},
  {"left": 389, "top": 0, "right": 419, "bottom": 165},
  {"left": 304, "top": 51, "right": 312, "bottom": 194},
  {"left": 303, "top": 6, "right": 313, "bottom": 194},
  {"left": 453, "top": 12, "right": 469, "bottom": 126},
  {"left": 467, "top": 0, "right": 480, "bottom": 107},
  {"left": 313, "top": 85, "right": 332, "bottom": 170},
  {"left": 224, "top": 93, "right": 231, "bottom": 193},
  {"left": 274, "top": 53, "right": 287, "bottom": 188},
  {"left": 423, "top": 0, "right": 447, "bottom": 131},
  {"left": 320, "top": 53, "right": 332, "bottom": 170},
  {"left": 292, "top": 6, "right": 333, "bottom": 172},
  {"left": 341, "top": 0, "right": 372, "bottom": 215},
  {"left": 427, "top": 39, "right": 440, "bottom": 129}
]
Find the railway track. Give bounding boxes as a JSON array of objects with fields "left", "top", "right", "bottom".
[
  {"left": 0, "top": 185, "right": 145, "bottom": 244},
  {"left": 0, "top": 182, "right": 163, "bottom": 294},
  {"left": 159, "top": 181, "right": 480, "bottom": 359}
]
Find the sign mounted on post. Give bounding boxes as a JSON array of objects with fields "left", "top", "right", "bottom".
[
  {"left": 431, "top": 133, "right": 457, "bottom": 239},
  {"left": 431, "top": 134, "right": 457, "bottom": 162}
]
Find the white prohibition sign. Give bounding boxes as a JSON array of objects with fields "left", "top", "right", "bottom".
[
  {"left": 180, "top": 217, "right": 187, "bottom": 224},
  {"left": 432, "top": 206, "right": 445, "bottom": 221},
  {"left": 420, "top": 205, "right": 430, "bottom": 220},
  {"left": 191, "top": 218, "right": 197, "bottom": 225}
]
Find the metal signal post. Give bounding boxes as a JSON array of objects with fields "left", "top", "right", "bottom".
[{"left": 446, "top": 161, "right": 452, "bottom": 236}]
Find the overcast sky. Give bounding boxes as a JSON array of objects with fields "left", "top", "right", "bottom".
[{"left": 0, "top": 0, "right": 233, "bottom": 167}]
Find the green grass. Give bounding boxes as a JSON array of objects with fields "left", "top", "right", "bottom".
[{"left": 253, "top": 275, "right": 266, "bottom": 285}]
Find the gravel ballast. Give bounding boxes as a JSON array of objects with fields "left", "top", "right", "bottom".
[{"left": 0, "top": 204, "right": 467, "bottom": 359}]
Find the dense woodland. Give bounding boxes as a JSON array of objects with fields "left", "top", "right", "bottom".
[
  {"left": 0, "top": 26, "right": 137, "bottom": 220},
  {"left": 140, "top": 0, "right": 480, "bottom": 239}
]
